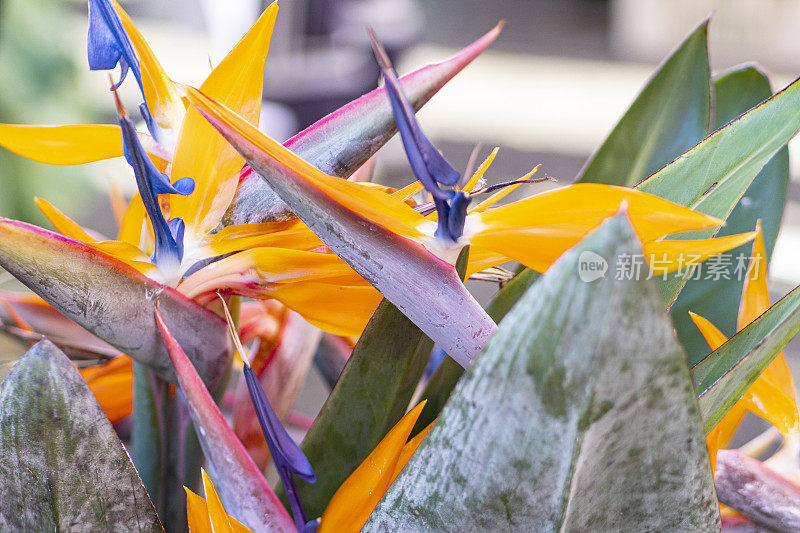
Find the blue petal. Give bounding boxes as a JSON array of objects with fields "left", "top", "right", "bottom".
[
  {"left": 370, "top": 31, "right": 471, "bottom": 243},
  {"left": 138, "top": 103, "right": 163, "bottom": 142},
  {"left": 117, "top": 108, "right": 190, "bottom": 268},
  {"left": 243, "top": 363, "right": 314, "bottom": 530},
  {"left": 446, "top": 191, "right": 471, "bottom": 241},
  {"left": 167, "top": 218, "right": 186, "bottom": 262},
  {"left": 243, "top": 364, "right": 315, "bottom": 480},
  {"left": 87, "top": 0, "right": 141, "bottom": 93},
  {"left": 424, "top": 346, "right": 447, "bottom": 378},
  {"left": 369, "top": 37, "right": 460, "bottom": 190},
  {"left": 169, "top": 177, "right": 195, "bottom": 196}
]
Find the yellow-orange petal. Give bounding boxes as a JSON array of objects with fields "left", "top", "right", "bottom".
[
  {"left": 179, "top": 83, "right": 427, "bottom": 239},
  {"left": 462, "top": 147, "right": 498, "bottom": 193},
  {"left": 390, "top": 420, "right": 434, "bottom": 483},
  {"left": 186, "top": 487, "right": 213, "bottom": 533},
  {"left": 0, "top": 123, "right": 123, "bottom": 165},
  {"left": 691, "top": 306, "right": 800, "bottom": 470},
  {"left": 117, "top": 193, "right": 151, "bottom": 248},
  {"left": 269, "top": 281, "right": 382, "bottom": 337},
  {"left": 170, "top": 3, "right": 279, "bottom": 238},
  {"left": 112, "top": 0, "right": 184, "bottom": 131},
  {"left": 689, "top": 311, "right": 728, "bottom": 351},
  {"left": 36, "top": 197, "right": 157, "bottom": 275},
  {"left": 391, "top": 181, "right": 424, "bottom": 202},
  {"left": 35, "top": 197, "right": 100, "bottom": 243},
  {"left": 177, "top": 247, "right": 361, "bottom": 300},
  {"left": 738, "top": 222, "right": 769, "bottom": 329},
  {"left": 474, "top": 183, "right": 722, "bottom": 244},
  {"left": 465, "top": 247, "right": 509, "bottom": 279},
  {"left": 707, "top": 403, "right": 748, "bottom": 474},
  {"left": 643, "top": 232, "right": 758, "bottom": 274},
  {"left": 202, "top": 469, "right": 235, "bottom": 533},
  {"left": 690, "top": 311, "right": 744, "bottom": 471},
  {"left": 319, "top": 401, "right": 428, "bottom": 533},
  {"left": 79, "top": 355, "right": 133, "bottom": 423},
  {"left": 200, "top": 221, "right": 323, "bottom": 258},
  {"left": 737, "top": 225, "right": 799, "bottom": 436},
  {"left": 468, "top": 185, "right": 726, "bottom": 272}
]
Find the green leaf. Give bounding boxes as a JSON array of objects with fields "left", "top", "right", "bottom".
[
  {"left": 365, "top": 214, "right": 719, "bottom": 531},
  {"left": 693, "top": 282, "right": 800, "bottom": 434},
  {"left": 411, "top": 268, "right": 541, "bottom": 436},
  {"left": 291, "top": 250, "right": 470, "bottom": 517},
  {"left": 295, "top": 299, "right": 433, "bottom": 518},
  {"left": 671, "top": 65, "right": 790, "bottom": 366},
  {"left": 130, "top": 363, "right": 206, "bottom": 531},
  {"left": 131, "top": 362, "right": 164, "bottom": 515},
  {"left": 0, "top": 339, "right": 163, "bottom": 531},
  {"left": 578, "top": 20, "right": 710, "bottom": 186},
  {"left": 634, "top": 69, "right": 800, "bottom": 303}
]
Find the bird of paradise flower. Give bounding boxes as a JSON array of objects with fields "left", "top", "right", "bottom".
[{"left": 177, "top": 30, "right": 759, "bottom": 367}]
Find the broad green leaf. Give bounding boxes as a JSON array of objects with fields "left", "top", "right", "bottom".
[
  {"left": 290, "top": 250, "right": 471, "bottom": 517},
  {"left": 295, "top": 298, "right": 433, "bottom": 518},
  {"left": 671, "top": 66, "right": 790, "bottom": 365},
  {"left": 578, "top": 20, "right": 710, "bottom": 186},
  {"left": 0, "top": 217, "right": 232, "bottom": 386},
  {"left": 366, "top": 214, "right": 719, "bottom": 531},
  {"left": 411, "top": 268, "right": 540, "bottom": 436},
  {"left": 635, "top": 69, "right": 800, "bottom": 303},
  {"left": 0, "top": 339, "right": 163, "bottom": 531},
  {"left": 693, "top": 281, "right": 800, "bottom": 434},
  {"left": 222, "top": 24, "right": 502, "bottom": 225},
  {"left": 130, "top": 362, "right": 206, "bottom": 531}
]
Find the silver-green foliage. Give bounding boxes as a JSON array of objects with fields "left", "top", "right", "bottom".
[
  {"left": 365, "top": 214, "right": 720, "bottom": 532},
  {"left": 0, "top": 339, "right": 162, "bottom": 531}
]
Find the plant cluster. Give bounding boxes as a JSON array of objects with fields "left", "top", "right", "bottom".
[{"left": 2, "top": 2, "right": 800, "bottom": 531}]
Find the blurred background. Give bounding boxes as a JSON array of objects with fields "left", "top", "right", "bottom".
[{"left": 3, "top": 0, "right": 800, "bottom": 435}]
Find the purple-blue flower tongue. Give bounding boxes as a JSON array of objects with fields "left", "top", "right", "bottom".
[
  {"left": 369, "top": 29, "right": 470, "bottom": 242},
  {"left": 243, "top": 363, "right": 315, "bottom": 530},
  {"left": 87, "top": 0, "right": 164, "bottom": 137},
  {"left": 87, "top": 0, "right": 140, "bottom": 91},
  {"left": 368, "top": 29, "right": 460, "bottom": 191},
  {"left": 114, "top": 89, "right": 193, "bottom": 269}
]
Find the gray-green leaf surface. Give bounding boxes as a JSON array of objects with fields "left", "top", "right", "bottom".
[
  {"left": 365, "top": 214, "right": 720, "bottom": 531},
  {"left": 0, "top": 339, "right": 163, "bottom": 532},
  {"left": 635, "top": 72, "right": 800, "bottom": 303}
]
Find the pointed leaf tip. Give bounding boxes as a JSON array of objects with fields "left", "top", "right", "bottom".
[
  {"left": 182, "top": 84, "right": 496, "bottom": 367},
  {"left": 221, "top": 24, "right": 502, "bottom": 226},
  {"left": 155, "top": 307, "right": 295, "bottom": 533},
  {"left": 0, "top": 339, "right": 163, "bottom": 531}
]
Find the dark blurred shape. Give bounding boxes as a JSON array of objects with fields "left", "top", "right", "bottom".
[{"left": 263, "top": 0, "right": 423, "bottom": 130}]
